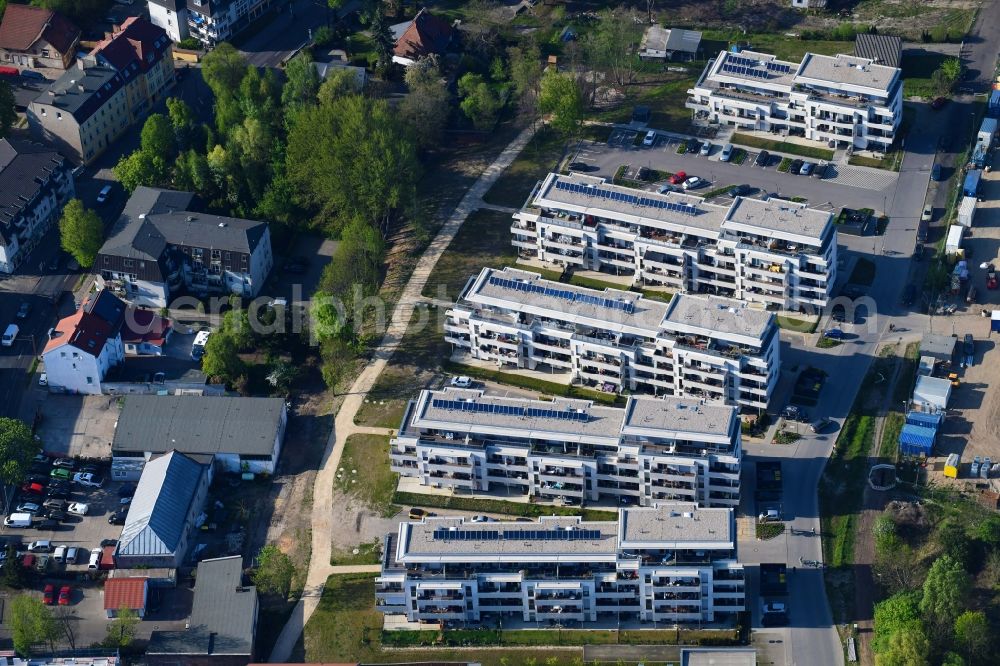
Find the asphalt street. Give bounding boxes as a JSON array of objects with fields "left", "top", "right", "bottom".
[{"left": 239, "top": 0, "right": 344, "bottom": 68}]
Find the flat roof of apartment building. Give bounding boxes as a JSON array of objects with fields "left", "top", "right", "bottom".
[
  {"left": 407, "top": 389, "right": 738, "bottom": 444},
  {"left": 710, "top": 50, "right": 798, "bottom": 87},
  {"left": 619, "top": 503, "right": 734, "bottom": 549},
  {"left": 532, "top": 172, "right": 730, "bottom": 235},
  {"left": 663, "top": 293, "right": 774, "bottom": 340},
  {"left": 796, "top": 52, "right": 897, "bottom": 92},
  {"left": 723, "top": 197, "right": 832, "bottom": 242}
]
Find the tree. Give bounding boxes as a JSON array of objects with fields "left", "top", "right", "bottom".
[
  {"left": 584, "top": 10, "right": 642, "bottom": 89},
  {"left": 458, "top": 73, "right": 502, "bottom": 130},
  {"left": 936, "top": 519, "right": 972, "bottom": 568},
  {"left": 166, "top": 97, "right": 199, "bottom": 151},
  {"left": 954, "top": 610, "right": 990, "bottom": 664},
  {"left": 221, "top": 308, "right": 256, "bottom": 351},
  {"left": 316, "top": 68, "right": 364, "bottom": 104},
  {"left": 0, "top": 418, "right": 39, "bottom": 488},
  {"left": 58, "top": 199, "right": 103, "bottom": 269},
  {"left": 920, "top": 554, "right": 970, "bottom": 638},
  {"left": 104, "top": 605, "right": 139, "bottom": 648},
  {"left": 9, "top": 595, "right": 60, "bottom": 654},
  {"left": 875, "top": 621, "right": 930, "bottom": 666},
  {"left": 399, "top": 62, "right": 451, "bottom": 148},
  {"left": 0, "top": 80, "right": 15, "bottom": 139},
  {"left": 367, "top": 9, "right": 395, "bottom": 72},
  {"left": 282, "top": 51, "right": 321, "bottom": 113},
  {"left": 873, "top": 589, "right": 922, "bottom": 653},
  {"left": 942, "top": 653, "right": 967, "bottom": 666},
  {"left": 974, "top": 514, "right": 1000, "bottom": 549},
  {"left": 932, "top": 58, "right": 963, "bottom": 97},
  {"left": 201, "top": 332, "right": 245, "bottom": 384},
  {"left": 140, "top": 113, "right": 176, "bottom": 160},
  {"left": 266, "top": 358, "right": 299, "bottom": 393},
  {"left": 113, "top": 149, "right": 169, "bottom": 193},
  {"left": 539, "top": 70, "right": 583, "bottom": 135},
  {"left": 508, "top": 42, "right": 543, "bottom": 115},
  {"left": 201, "top": 42, "right": 249, "bottom": 100},
  {"left": 252, "top": 544, "right": 296, "bottom": 599},
  {"left": 286, "top": 95, "right": 420, "bottom": 235}
]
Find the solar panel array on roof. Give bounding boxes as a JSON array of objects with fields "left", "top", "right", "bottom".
[
  {"left": 432, "top": 528, "right": 603, "bottom": 541},
  {"left": 486, "top": 274, "right": 636, "bottom": 314},
  {"left": 552, "top": 180, "right": 700, "bottom": 216},
  {"left": 430, "top": 398, "right": 589, "bottom": 421},
  {"left": 721, "top": 62, "right": 772, "bottom": 79},
  {"left": 767, "top": 62, "right": 792, "bottom": 74}
]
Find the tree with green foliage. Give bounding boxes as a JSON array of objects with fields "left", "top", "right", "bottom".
[
  {"left": 921, "top": 555, "right": 970, "bottom": 638},
  {"left": 1, "top": 544, "right": 26, "bottom": 589},
  {"left": 941, "top": 653, "right": 966, "bottom": 666},
  {"left": 9, "top": 594, "right": 60, "bottom": 654},
  {"left": 113, "top": 149, "right": 169, "bottom": 192},
  {"left": 399, "top": 62, "right": 450, "bottom": 148},
  {"left": 313, "top": 218, "right": 385, "bottom": 341},
  {"left": 0, "top": 418, "right": 38, "bottom": 487},
  {"left": 366, "top": 8, "right": 395, "bottom": 71},
  {"left": 166, "top": 97, "right": 200, "bottom": 151},
  {"left": 458, "top": 73, "right": 502, "bottom": 131},
  {"left": 58, "top": 199, "right": 104, "bottom": 269},
  {"left": 936, "top": 519, "right": 972, "bottom": 568},
  {"left": 932, "top": 58, "right": 963, "bottom": 97},
  {"left": 252, "top": 544, "right": 296, "bottom": 599},
  {"left": 875, "top": 620, "right": 930, "bottom": 666},
  {"left": 974, "top": 514, "right": 1000, "bottom": 549},
  {"left": 954, "top": 610, "right": 990, "bottom": 664},
  {"left": 104, "top": 605, "right": 139, "bottom": 648},
  {"left": 873, "top": 589, "right": 922, "bottom": 653},
  {"left": 282, "top": 51, "right": 321, "bottom": 113},
  {"left": 201, "top": 331, "right": 245, "bottom": 385},
  {"left": 287, "top": 94, "right": 420, "bottom": 235},
  {"left": 140, "top": 113, "right": 177, "bottom": 160},
  {"left": 584, "top": 9, "right": 641, "bottom": 88},
  {"left": 221, "top": 308, "right": 256, "bottom": 352},
  {"left": 508, "top": 42, "right": 543, "bottom": 115},
  {"left": 201, "top": 42, "right": 249, "bottom": 100},
  {"left": 539, "top": 70, "right": 583, "bottom": 136},
  {"left": 0, "top": 80, "right": 15, "bottom": 139},
  {"left": 317, "top": 68, "right": 364, "bottom": 104}
]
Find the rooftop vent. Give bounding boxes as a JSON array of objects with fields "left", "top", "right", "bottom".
[{"left": 218, "top": 222, "right": 227, "bottom": 228}]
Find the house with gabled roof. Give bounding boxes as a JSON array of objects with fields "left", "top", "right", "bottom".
[
  {"left": 391, "top": 8, "right": 454, "bottom": 67},
  {"left": 0, "top": 3, "right": 81, "bottom": 70}
]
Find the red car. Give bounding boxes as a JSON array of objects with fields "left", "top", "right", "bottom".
[
  {"left": 668, "top": 171, "right": 687, "bottom": 185},
  {"left": 21, "top": 482, "right": 44, "bottom": 495},
  {"left": 58, "top": 586, "right": 71, "bottom": 605},
  {"left": 43, "top": 584, "right": 55, "bottom": 605}
]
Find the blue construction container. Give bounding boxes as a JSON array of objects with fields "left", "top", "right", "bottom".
[
  {"left": 905, "top": 411, "right": 943, "bottom": 429},
  {"left": 990, "top": 89, "right": 1000, "bottom": 117},
  {"left": 899, "top": 424, "right": 936, "bottom": 457},
  {"left": 964, "top": 170, "right": 982, "bottom": 197}
]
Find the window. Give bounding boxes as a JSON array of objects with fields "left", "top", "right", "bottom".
[
  {"left": 41, "top": 49, "right": 50, "bottom": 58},
  {"left": 86, "top": 377, "right": 93, "bottom": 384}
]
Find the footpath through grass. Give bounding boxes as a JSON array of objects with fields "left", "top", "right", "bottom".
[
  {"left": 731, "top": 133, "right": 834, "bottom": 161},
  {"left": 483, "top": 128, "right": 567, "bottom": 208}
]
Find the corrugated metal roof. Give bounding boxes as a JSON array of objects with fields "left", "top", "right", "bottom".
[
  {"left": 905, "top": 411, "right": 942, "bottom": 428},
  {"left": 853, "top": 33, "right": 901, "bottom": 68},
  {"left": 118, "top": 452, "right": 205, "bottom": 557},
  {"left": 899, "top": 424, "right": 936, "bottom": 447},
  {"left": 112, "top": 395, "right": 284, "bottom": 458}
]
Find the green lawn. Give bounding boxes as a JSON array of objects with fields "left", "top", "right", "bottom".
[
  {"left": 732, "top": 134, "right": 835, "bottom": 161},
  {"left": 901, "top": 51, "right": 949, "bottom": 99},
  {"left": 590, "top": 76, "right": 697, "bottom": 133},
  {"left": 776, "top": 315, "right": 819, "bottom": 333},
  {"left": 422, "top": 209, "right": 518, "bottom": 301},
  {"left": 483, "top": 128, "right": 568, "bottom": 208},
  {"left": 701, "top": 32, "right": 854, "bottom": 61},
  {"left": 336, "top": 434, "right": 398, "bottom": 518},
  {"left": 330, "top": 539, "right": 383, "bottom": 566},
  {"left": 393, "top": 490, "right": 616, "bottom": 521},
  {"left": 848, "top": 150, "right": 903, "bottom": 171}
]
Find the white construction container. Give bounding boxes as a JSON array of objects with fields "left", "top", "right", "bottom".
[
  {"left": 958, "top": 196, "right": 977, "bottom": 227},
  {"left": 946, "top": 225, "right": 965, "bottom": 255}
]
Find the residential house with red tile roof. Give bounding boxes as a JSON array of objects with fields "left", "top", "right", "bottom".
[
  {"left": 0, "top": 4, "right": 81, "bottom": 70},
  {"left": 103, "top": 577, "right": 149, "bottom": 618},
  {"left": 89, "top": 17, "right": 175, "bottom": 121},
  {"left": 391, "top": 8, "right": 454, "bottom": 67}
]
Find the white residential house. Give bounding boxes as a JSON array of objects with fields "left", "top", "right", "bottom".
[
  {"left": 445, "top": 267, "right": 780, "bottom": 412},
  {"left": 185, "top": 0, "right": 275, "bottom": 47},
  {"left": 148, "top": 0, "right": 189, "bottom": 42},
  {"left": 687, "top": 49, "right": 901, "bottom": 150},
  {"left": 513, "top": 172, "right": 836, "bottom": 312}
]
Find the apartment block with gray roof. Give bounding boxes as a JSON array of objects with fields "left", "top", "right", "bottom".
[
  {"left": 95, "top": 186, "right": 273, "bottom": 307},
  {"left": 513, "top": 172, "right": 836, "bottom": 311},
  {"left": 375, "top": 503, "right": 744, "bottom": 626},
  {"left": 391, "top": 388, "right": 741, "bottom": 508},
  {"left": 687, "top": 49, "right": 901, "bottom": 151},
  {"left": 111, "top": 395, "right": 288, "bottom": 480},
  {"left": 115, "top": 450, "right": 210, "bottom": 569},
  {"left": 445, "top": 267, "right": 779, "bottom": 412}
]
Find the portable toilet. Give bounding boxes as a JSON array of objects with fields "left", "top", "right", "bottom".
[
  {"left": 983, "top": 457, "right": 992, "bottom": 479},
  {"left": 992, "top": 311, "right": 1000, "bottom": 333},
  {"left": 958, "top": 196, "right": 977, "bottom": 227},
  {"left": 972, "top": 456, "right": 981, "bottom": 477},
  {"left": 944, "top": 453, "right": 961, "bottom": 478}
]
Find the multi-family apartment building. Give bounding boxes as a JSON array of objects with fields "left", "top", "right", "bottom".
[
  {"left": 390, "top": 388, "right": 741, "bottom": 508},
  {"left": 0, "top": 138, "right": 75, "bottom": 273},
  {"left": 148, "top": 0, "right": 190, "bottom": 42},
  {"left": 96, "top": 186, "right": 273, "bottom": 307},
  {"left": 185, "top": 0, "right": 274, "bottom": 47},
  {"left": 375, "top": 503, "right": 745, "bottom": 626},
  {"left": 513, "top": 172, "right": 836, "bottom": 312},
  {"left": 445, "top": 267, "right": 779, "bottom": 412},
  {"left": 26, "top": 18, "right": 174, "bottom": 164},
  {"left": 686, "top": 49, "right": 901, "bottom": 151}
]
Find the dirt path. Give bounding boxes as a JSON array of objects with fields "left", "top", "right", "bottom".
[{"left": 266, "top": 124, "right": 538, "bottom": 663}]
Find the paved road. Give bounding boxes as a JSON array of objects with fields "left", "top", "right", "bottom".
[
  {"left": 239, "top": 0, "right": 342, "bottom": 68},
  {"left": 266, "top": 124, "right": 539, "bottom": 663},
  {"left": 960, "top": 0, "right": 1000, "bottom": 91}
]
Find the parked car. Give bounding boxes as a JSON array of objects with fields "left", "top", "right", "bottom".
[
  {"left": 108, "top": 509, "right": 127, "bottom": 525},
  {"left": 682, "top": 176, "right": 704, "bottom": 190},
  {"left": 67, "top": 503, "right": 89, "bottom": 516},
  {"left": 668, "top": 171, "right": 687, "bottom": 185},
  {"left": 754, "top": 150, "right": 771, "bottom": 167},
  {"left": 45, "top": 510, "right": 67, "bottom": 522},
  {"left": 42, "top": 499, "right": 66, "bottom": 511},
  {"left": 100, "top": 538, "right": 118, "bottom": 548},
  {"left": 720, "top": 144, "right": 734, "bottom": 162},
  {"left": 824, "top": 328, "right": 845, "bottom": 340},
  {"left": 788, "top": 159, "right": 804, "bottom": 175},
  {"left": 964, "top": 333, "right": 974, "bottom": 356},
  {"left": 21, "top": 482, "right": 44, "bottom": 495},
  {"left": 567, "top": 161, "right": 594, "bottom": 172},
  {"left": 117, "top": 483, "right": 136, "bottom": 498},
  {"left": 699, "top": 142, "right": 712, "bottom": 156},
  {"left": 921, "top": 205, "right": 932, "bottom": 223},
  {"left": 43, "top": 584, "right": 55, "bottom": 605},
  {"left": 72, "top": 472, "right": 104, "bottom": 488},
  {"left": 812, "top": 161, "right": 829, "bottom": 179},
  {"left": 470, "top": 515, "right": 493, "bottom": 523},
  {"left": 58, "top": 586, "right": 72, "bottom": 605},
  {"left": 758, "top": 509, "right": 781, "bottom": 522},
  {"left": 27, "top": 540, "right": 52, "bottom": 553},
  {"left": 729, "top": 184, "right": 751, "bottom": 197},
  {"left": 643, "top": 130, "right": 656, "bottom": 146},
  {"left": 15, "top": 503, "right": 41, "bottom": 514},
  {"left": 52, "top": 459, "right": 75, "bottom": 470},
  {"left": 38, "top": 373, "right": 47, "bottom": 387},
  {"left": 810, "top": 417, "right": 833, "bottom": 434},
  {"left": 449, "top": 376, "right": 472, "bottom": 388},
  {"left": 96, "top": 185, "right": 113, "bottom": 204},
  {"left": 685, "top": 138, "right": 700, "bottom": 153},
  {"left": 16, "top": 302, "right": 30, "bottom": 319},
  {"left": 931, "top": 163, "right": 942, "bottom": 181},
  {"left": 799, "top": 161, "right": 815, "bottom": 176},
  {"left": 49, "top": 468, "right": 71, "bottom": 480}
]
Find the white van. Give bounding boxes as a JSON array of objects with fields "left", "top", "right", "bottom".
[
  {"left": 191, "top": 330, "right": 211, "bottom": 360},
  {"left": 53, "top": 545, "right": 67, "bottom": 563},
  {"left": 4, "top": 513, "right": 33, "bottom": 528},
  {"left": 88, "top": 547, "right": 102, "bottom": 569},
  {"left": 2, "top": 324, "right": 18, "bottom": 347}
]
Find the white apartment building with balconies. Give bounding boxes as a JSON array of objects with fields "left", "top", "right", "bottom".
[
  {"left": 445, "top": 267, "right": 779, "bottom": 412},
  {"left": 375, "top": 503, "right": 745, "bottom": 626},
  {"left": 686, "top": 49, "right": 901, "bottom": 151},
  {"left": 513, "top": 172, "right": 836, "bottom": 312},
  {"left": 390, "top": 388, "right": 741, "bottom": 508}
]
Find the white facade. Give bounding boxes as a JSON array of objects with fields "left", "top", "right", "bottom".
[
  {"left": 514, "top": 173, "right": 836, "bottom": 312},
  {"left": 687, "top": 50, "right": 901, "bottom": 150},
  {"left": 42, "top": 331, "right": 124, "bottom": 395},
  {"left": 148, "top": 1, "right": 189, "bottom": 42},
  {"left": 446, "top": 267, "right": 780, "bottom": 412},
  {"left": 186, "top": 0, "right": 273, "bottom": 47},
  {"left": 376, "top": 504, "right": 745, "bottom": 626},
  {"left": 390, "top": 389, "right": 741, "bottom": 508}
]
